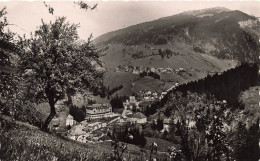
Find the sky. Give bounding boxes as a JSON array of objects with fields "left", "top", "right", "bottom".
[{"left": 2, "top": 1, "right": 260, "bottom": 41}]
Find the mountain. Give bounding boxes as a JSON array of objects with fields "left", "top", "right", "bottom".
[
  {"left": 94, "top": 7, "right": 260, "bottom": 62},
  {"left": 93, "top": 7, "right": 259, "bottom": 97}
]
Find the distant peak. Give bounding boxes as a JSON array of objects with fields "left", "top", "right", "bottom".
[{"left": 181, "top": 7, "right": 231, "bottom": 16}]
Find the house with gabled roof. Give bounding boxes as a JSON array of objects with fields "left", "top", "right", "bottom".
[{"left": 66, "top": 114, "right": 76, "bottom": 127}]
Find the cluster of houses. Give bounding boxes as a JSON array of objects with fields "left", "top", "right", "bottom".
[
  {"left": 122, "top": 88, "right": 175, "bottom": 108},
  {"left": 122, "top": 84, "right": 179, "bottom": 114},
  {"left": 114, "top": 65, "right": 186, "bottom": 75},
  {"left": 139, "top": 90, "right": 168, "bottom": 101},
  {"left": 67, "top": 118, "right": 115, "bottom": 143},
  {"left": 50, "top": 81, "right": 181, "bottom": 144},
  {"left": 62, "top": 101, "right": 149, "bottom": 143}
]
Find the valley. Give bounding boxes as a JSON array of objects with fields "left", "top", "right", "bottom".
[
  {"left": 98, "top": 43, "right": 237, "bottom": 97},
  {"left": 1, "top": 4, "right": 260, "bottom": 161}
]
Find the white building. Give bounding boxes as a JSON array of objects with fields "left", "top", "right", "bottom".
[
  {"left": 68, "top": 124, "right": 90, "bottom": 142},
  {"left": 129, "top": 96, "right": 137, "bottom": 103},
  {"left": 123, "top": 96, "right": 140, "bottom": 110},
  {"left": 66, "top": 114, "right": 76, "bottom": 126},
  {"left": 85, "top": 104, "right": 113, "bottom": 120},
  {"left": 162, "top": 118, "right": 171, "bottom": 132}
]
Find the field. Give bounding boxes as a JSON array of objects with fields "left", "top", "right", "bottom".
[
  {"left": 99, "top": 43, "right": 237, "bottom": 97},
  {"left": 103, "top": 70, "right": 139, "bottom": 97},
  {"left": 133, "top": 76, "right": 166, "bottom": 93},
  {"left": 99, "top": 43, "right": 237, "bottom": 70}
]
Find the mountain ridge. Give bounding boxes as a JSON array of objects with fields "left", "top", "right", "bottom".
[
  {"left": 93, "top": 7, "right": 258, "bottom": 97},
  {"left": 94, "top": 7, "right": 259, "bottom": 62}
]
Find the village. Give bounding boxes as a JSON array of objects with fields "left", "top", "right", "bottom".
[
  {"left": 114, "top": 65, "right": 187, "bottom": 75},
  {"left": 48, "top": 83, "right": 184, "bottom": 144}
]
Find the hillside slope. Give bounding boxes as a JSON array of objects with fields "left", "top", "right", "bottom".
[
  {"left": 0, "top": 115, "right": 172, "bottom": 161},
  {"left": 94, "top": 7, "right": 260, "bottom": 62},
  {"left": 93, "top": 7, "right": 260, "bottom": 97}
]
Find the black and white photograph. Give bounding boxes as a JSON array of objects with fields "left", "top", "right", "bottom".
[{"left": 0, "top": 1, "right": 260, "bottom": 160}]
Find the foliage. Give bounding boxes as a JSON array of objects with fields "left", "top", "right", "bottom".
[
  {"left": 108, "top": 131, "right": 131, "bottom": 161},
  {"left": 146, "top": 63, "right": 258, "bottom": 117},
  {"left": 113, "top": 125, "right": 146, "bottom": 147},
  {"left": 167, "top": 146, "right": 182, "bottom": 160},
  {"left": 149, "top": 142, "right": 158, "bottom": 160},
  {"left": 110, "top": 95, "right": 125, "bottom": 111},
  {"left": 158, "top": 48, "right": 173, "bottom": 59},
  {"left": 231, "top": 119, "right": 260, "bottom": 161},
  {"left": 159, "top": 91, "right": 259, "bottom": 161},
  {"left": 132, "top": 51, "right": 144, "bottom": 59},
  {"left": 75, "top": 1, "right": 98, "bottom": 11},
  {"left": 19, "top": 17, "right": 103, "bottom": 130},
  {"left": 140, "top": 71, "right": 160, "bottom": 80},
  {"left": 151, "top": 118, "right": 164, "bottom": 132},
  {"left": 43, "top": 2, "right": 54, "bottom": 15},
  {"left": 175, "top": 63, "right": 258, "bottom": 105},
  {"left": 108, "top": 85, "right": 124, "bottom": 96},
  {"left": 43, "top": 1, "right": 98, "bottom": 15},
  {"left": 155, "top": 35, "right": 168, "bottom": 45},
  {"left": 193, "top": 44, "right": 205, "bottom": 53},
  {"left": 69, "top": 105, "right": 86, "bottom": 122},
  {"left": 0, "top": 7, "right": 23, "bottom": 118}
]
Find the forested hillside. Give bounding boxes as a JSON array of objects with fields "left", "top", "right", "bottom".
[
  {"left": 146, "top": 63, "right": 259, "bottom": 116},
  {"left": 142, "top": 63, "right": 259, "bottom": 161}
]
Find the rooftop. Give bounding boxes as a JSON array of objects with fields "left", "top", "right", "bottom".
[
  {"left": 132, "top": 112, "right": 146, "bottom": 119},
  {"left": 67, "top": 114, "right": 74, "bottom": 119}
]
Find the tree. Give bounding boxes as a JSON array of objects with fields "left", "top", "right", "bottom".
[
  {"left": 156, "top": 118, "right": 164, "bottom": 131},
  {"left": 0, "top": 7, "right": 22, "bottom": 115},
  {"left": 167, "top": 92, "right": 232, "bottom": 161},
  {"left": 110, "top": 95, "right": 124, "bottom": 111},
  {"left": 19, "top": 17, "right": 103, "bottom": 130},
  {"left": 69, "top": 105, "right": 86, "bottom": 122},
  {"left": 149, "top": 142, "right": 158, "bottom": 161}
]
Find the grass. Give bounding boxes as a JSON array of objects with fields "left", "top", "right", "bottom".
[
  {"left": 99, "top": 43, "right": 237, "bottom": 97},
  {"left": 133, "top": 76, "right": 166, "bottom": 93},
  {"left": 0, "top": 115, "right": 110, "bottom": 161},
  {"left": 104, "top": 70, "right": 139, "bottom": 97},
  {"left": 144, "top": 137, "right": 176, "bottom": 152},
  {"left": 0, "top": 115, "right": 173, "bottom": 161}
]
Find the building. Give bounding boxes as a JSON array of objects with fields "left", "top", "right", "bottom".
[
  {"left": 132, "top": 69, "right": 139, "bottom": 74},
  {"left": 49, "top": 117, "right": 60, "bottom": 130},
  {"left": 85, "top": 104, "right": 113, "bottom": 120},
  {"left": 153, "top": 92, "right": 158, "bottom": 98},
  {"left": 129, "top": 112, "right": 147, "bottom": 124},
  {"left": 68, "top": 124, "right": 91, "bottom": 142},
  {"left": 147, "top": 91, "right": 152, "bottom": 95},
  {"left": 87, "top": 122, "right": 103, "bottom": 131},
  {"left": 162, "top": 118, "right": 172, "bottom": 132},
  {"left": 123, "top": 96, "right": 140, "bottom": 111},
  {"left": 66, "top": 114, "right": 76, "bottom": 126},
  {"left": 151, "top": 67, "right": 156, "bottom": 73},
  {"left": 129, "top": 96, "right": 137, "bottom": 103}
]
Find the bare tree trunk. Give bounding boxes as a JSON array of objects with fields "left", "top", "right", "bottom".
[
  {"left": 67, "top": 92, "right": 73, "bottom": 106},
  {"left": 42, "top": 98, "right": 56, "bottom": 131}
]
